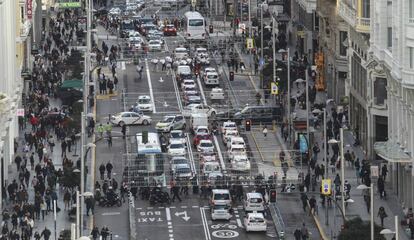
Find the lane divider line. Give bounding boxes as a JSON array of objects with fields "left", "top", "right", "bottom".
[{"left": 145, "top": 59, "right": 157, "bottom": 113}]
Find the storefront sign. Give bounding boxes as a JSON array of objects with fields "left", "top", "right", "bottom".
[
  {"left": 58, "top": 2, "right": 82, "bottom": 8},
  {"left": 26, "top": 0, "right": 32, "bottom": 19}
]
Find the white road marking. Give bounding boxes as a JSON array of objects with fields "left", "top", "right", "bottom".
[
  {"left": 213, "top": 135, "right": 226, "bottom": 172},
  {"left": 192, "top": 206, "right": 199, "bottom": 208},
  {"left": 145, "top": 59, "right": 157, "bottom": 113},
  {"left": 101, "top": 212, "right": 121, "bottom": 216},
  {"left": 171, "top": 73, "right": 183, "bottom": 112},
  {"left": 147, "top": 207, "right": 153, "bottom": 209},
  {"left": 168, "top": 225, "right": 173, "bottom": 229},
  {"left": 121, "top": 61, "right": 126, "bottom": 70},
  {"left": 181, "top": 206, "right": 188, "bottom": 208},
  {"left": 175, "top": 211, "right": 190, "bottom": 221},
  {"left": 186, "top": 134, "right": 198, "bottom": 185},
  {"left": 169, "top": 229, "right": 173, "bottom": 233},
  {"left": 166, "top": 207, "right": 171, "bottom": 221},
  {"left": 136, "top": 208, "right": 142, "bottom": 210},
  {"left": 170, "top": 206, "right": 176, "bottom": 208},
  {"left": 196, "top": 75, "right": 207, "bottom": 105},
  {"left": 200, "top": 207, "right": 211, "bottom": 240}
]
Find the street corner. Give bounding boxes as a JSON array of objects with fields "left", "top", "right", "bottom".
[{"left": 96, "top": 91, "right": 119, "bottom": 100}]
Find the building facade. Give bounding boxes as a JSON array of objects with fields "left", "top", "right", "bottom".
[
  {"left": 370, "top": 0, "right": 414, "bottom": 208},
  {"left": 0, "top": 0, "right": 36, "bottom": 209}
]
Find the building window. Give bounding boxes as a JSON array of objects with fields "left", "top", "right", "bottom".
[
  {"left": 339, "top": 31, "right": 348, "bottom": 56},
  {"left": 410, "top": 0, "right": 414, "bottom": 20},
  {"left": 410, "top": 47, "right": 414, "bottom": 69},
  {"left": 20, "top": 6, "right": 24, "bottom": 24},
  {"left": 374, "top": 77, "right": 387, "bottom": 105},
  {"left": 362, "top": 0, "right": 370, "bottom": 18},
  {"left": 387, "top": 27, "right": 392, "bottom": 48}
]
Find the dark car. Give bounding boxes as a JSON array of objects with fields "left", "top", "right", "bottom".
[
  {"left": 233, "top": 105, "right": 283, "bottom": 125},
  {"left": 215, "top": 108, "right": 241, "bottom": 121}
]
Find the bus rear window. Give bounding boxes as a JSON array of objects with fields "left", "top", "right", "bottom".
[{"left": 189, "top": 19, "right": 204, "bottom": 26}]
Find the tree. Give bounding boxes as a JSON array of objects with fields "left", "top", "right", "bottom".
[{"left": 338, "top": 217, "right": 386, "bottom": 240}]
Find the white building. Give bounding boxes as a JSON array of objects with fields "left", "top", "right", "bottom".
[
  {"left": 370, "top": 0, "right": 414, "bottom": 208},
  {"left": 0, "top": 0, "right": 36, "bottom": 209}
]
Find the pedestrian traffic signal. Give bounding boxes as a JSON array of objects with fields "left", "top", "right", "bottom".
[
  {"left": 229, "top": 71, "right": 234, "bottom": 81},
  {"left": 209, "top": 25, "right": 213, "bottom": 34},
  {"left": 269, "top": 189, "right": 277, "bottom": 202},
  {"left": 245, "top": 119, "right": 251, "bottom": 131}
]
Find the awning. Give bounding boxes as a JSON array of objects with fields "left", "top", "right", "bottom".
[
  {"left": 374, "top": 141, "right": 412, "bottom": 163},
  {"left": 60, "top": 79, "right": 83, "bottom": 90}
]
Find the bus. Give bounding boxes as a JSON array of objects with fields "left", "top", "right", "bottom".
[
  {"left": 183, "top": 11, "right": 206, "bottom": 40},
  {"left": 129, "top": 132, "right": 165, "bottom": 186}
]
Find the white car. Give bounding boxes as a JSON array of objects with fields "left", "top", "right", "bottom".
[
  {"left": 137, "top": 95, "right": 153, "bottom": 112},
  {"left": 244, "top": 213, "right": 267, "bottom": 232},
  {"left": 203, "top": 67, "right": 217, "bottom": 77},
  {"left": 211, "top": 204, "right": 233, "bottom": 221},
  {"left": 194, "top": 126, "right": 210, "bottom": 135},
  {"left": 204, "top": 72, "right": 219, "bottom": 86},
  {"left": 181, "top": 79, "right": 196, "bottom": 90},
  {"left": 174, "top": 47, "right": 189, "bottom": 59},
  {"left": 197, "top": 139, "right": 214, "bottom": 153},
  {"left": 110, "top": 112, "right": 152, "bottom": 126},
  {"left": 169, "top": 130, "right": 186, "bottom": 145},
  {"left": 203, "top": 161, "right": 221, "bottom": 175},
  {"left": 228, "top": 145, "right": 247, "bottom": 160},
  {"left": 155, "top": 115, "right": 186, "bottom": 132},
  {"left": 231, "top": 155, "right": 251, "bottom": 171},
  {"left": 182, "top": 104, "right": 217, "bottom": 118},
  {"left": 210, "top": 88, "right": 225, "bottom": 100},
  {"left": 221, "top": 121, "right": 237, "bottom": 134},
  {"left": 222, "top": 130, "right": 239, "bottom": 145},
  {"left": 148, "top": 40, "right": 163, "bottom": 51},
  {"left": 173, "top": 163, "right": 192, "bottom": 178},
  {"left": 109, "top": 7, "right": 122, "bottom": 15},
  {"left": 168, "top": 140, "right": 187, "bottom": 156}
]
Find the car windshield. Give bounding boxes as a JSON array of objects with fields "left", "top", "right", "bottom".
[
  {"left": 162, "top": 117, "right": 174, "bottom": 123},
  {"left": 250, "top": 198, "right": 263, "bottom": 203},
  {"left": 206, "top": 164, "right": 220, "bottom": 171},
  {"left": 172, "top": 159, "right": 187, "bottom": 164},
  {"left": 176, "top": 49, "right": 187, "bottom": 53},
  {"left": 203, "top": 152, "right": 215, "bottom": 157},
  {"left": 197, "top": 129, "right": 208, "bottom": 134},
  {"left": 170, "top": 143, "right": 184, "bottom": 149},
  {"left": 138, "top": 98, "right": 150, "bottom": 104},
  {"left": 249, "top": 217, "right": 265, "bottom": 223},
  {"left": 207, "top": 74, "right": 218, "bottom": 79},
  {"left": 200, "top": 142, "right": 213, "bottom": 147},
  {"left": 214, "top": 193, "right": 230, "bottom": 200},
  {"left": 177, "top": 167, "right": 191, "bottom": 174},
  {"left": 189, "top": 19, "right": 204, "bottom": 26},
  {"left": 197, "top": 49, "right": 207, "bottom": 54},
  {"left": 171, "top": 132, "right": 184, "bottom": 138},
  {"left": 213, "top": 205, "right": 230, "bottom": 210}
]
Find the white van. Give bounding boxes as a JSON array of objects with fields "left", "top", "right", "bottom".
[
  {"left": 174, "top": 47, "right": 189, "bottom": 59},
  {"left": 227, "top": 136, "right": 245, "bottom": 150},
  {"left": 211, "top": 189, "right": 232, "bottom": 206},
  {"left": 243, "top": 192, "right": 265, "bottom": 212},
  {"left": 228, "top": 144, "right": 247, "bottom": 159},
  {"left": 204, "top": 72, "right": 219, "bottom": 87},
  {"left": 190, "top": 113, "right": 208, "bottom": 132},
  {"left": 244, "top": 212, "right": 267, "bottom": 232}
]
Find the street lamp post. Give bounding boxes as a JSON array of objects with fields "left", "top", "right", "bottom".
[
  {"left": 357, "top": 183, "right": 374, "bottom": 240},
  {"left": 260, "top": 3, "right": 263, "bottom": 89},
  {"left": 323, "top": 108, "right": 329, "bottom": 226},
  {"left": 380, "top": 215, "right": 399, "bottom": 240}
]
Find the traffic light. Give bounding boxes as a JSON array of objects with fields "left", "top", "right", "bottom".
[
  {"left": 209, "top": 25, "right": 213, "bottom": 33},
  {"left": 229, "top": 71, "right": 234, "bottom": 81},
  {"left": 269, "top": 189, "right": 277, "bottom": 202},
  {"left": 142, "top": 131, "right": 148, "bottom": 144},
  {"left": 245, "top": 119, "right": 251, "bottom": 131}
]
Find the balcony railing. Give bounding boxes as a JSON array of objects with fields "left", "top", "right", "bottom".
[
  {"left": 409, "top": 18, "right": 414, "bottom": 24},
  {"left": 296, "top": 0, "right": 317, "bottom": 13},
  {"left": 338, "top": 0, "right": 356, "bottom": 27},
  {"left": 356, "top": 17, "right": 371, "bottom": 33}
]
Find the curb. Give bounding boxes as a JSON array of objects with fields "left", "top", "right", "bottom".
[
  {"left": 250, "top": 131, "right": 265, "bottom": 162},
  {"left": 89, "top": 94, "right": 97, "bottom": 231},
  {"left": 307, "top": 200, "right": 330, "bottom": 240},
  {"left": 129, "top": 194, "right": 137, "bottom": 240}
]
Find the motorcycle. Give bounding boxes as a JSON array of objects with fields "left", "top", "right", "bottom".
[
  {"left": 98, "top": 195, "right": 122, "bottom": 207},
  {"left": 149, "top": 188, "right": 171, "bottom": 206}
]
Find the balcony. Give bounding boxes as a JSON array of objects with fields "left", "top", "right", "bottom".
[
  {"left": 410, "top": 18, "right": 414, "bottom": 24},
  {"left": 338, "top": 0, "right": 356, "bottom": 27},
  {"left": 356, "top": 17, "right": 370, "bottom": 33},
  {"left": 296, "top": 0, "right": 317, "bottom": 13}
]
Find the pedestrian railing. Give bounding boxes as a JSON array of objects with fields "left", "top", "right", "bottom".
[
  {"left": 269, "top": 203, "right": 285, "bottom": 239},
  {"left": 128, "top": 193, "right": 137, "bottom": 240}
]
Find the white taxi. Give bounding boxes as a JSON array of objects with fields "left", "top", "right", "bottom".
[{"left": 244, "top": 212, "right": 267, "bottom": 232}]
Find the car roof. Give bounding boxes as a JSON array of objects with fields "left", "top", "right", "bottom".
[
  {"left": 119, "top": 111, "right": 137, "bottom": 114},
  {"left": 175, "top": 163, "right": 190, "bottom": 168},
  {"left": 171, "top": 156, "right": 187, "bottom": 161},
  {"left": 247, "top": 212, "right": 265, "bottom": 218},
  {"left": 170, "top": 130, "right": 183, "bottom": 133},
  {"left": 231, "top": 136, "right": 244, "bottom": 141},
  {"left": 206, "top": 72, "right": 218, "bottom": 76},
  {"left": 138, "top": 95, "right": 150, "bottom": 99},
  {"left": 233, "top": 155, "right": 248, "bottom": 160},
  {"left": 196, "top": 125, "right": 209, "bottom": 129},
  {"left": 199, "top": 139, "right": 212, "bottom": 143},
  {"left": 212, "top": 189, "right": 230, "bottom": 194},
  {"left": 170, "top": 139, "right": 184, "bottom": 144}
]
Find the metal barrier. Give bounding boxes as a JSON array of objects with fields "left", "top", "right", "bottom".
[
  {"left": 269, "top": 203, "right": 285, "bottom": 239},
  {"left": 128, "top": 193, "right": 137, "bottom": 240}
]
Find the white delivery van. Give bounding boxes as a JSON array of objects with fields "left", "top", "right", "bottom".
[{"left": 190, "top": 113, "right": 208, "bottom": 133}]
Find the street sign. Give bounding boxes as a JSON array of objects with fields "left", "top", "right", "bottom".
[
  {"left": 259, "top": 58, "right": 265, "bottom": 67},
  {"left": 371, "top": 166, "right": 379, "bottom": 177},
  {"left": 58, "top": 2, "right": 82, "bottom": 8},
  {"left": 246, "top": 38, "right": 254, "bottom": 49},
  {"left": 16, "top": 108, "right": 25, "bottom": 117},
  {"left": 321, "top": 179, "right": 331, "bottom": 195},
  {"left": 271, "top": 82, "right": 278, "bottom": 95}
]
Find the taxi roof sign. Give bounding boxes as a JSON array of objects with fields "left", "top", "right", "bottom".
[{"left": 321, "top": 179, "right": 331, "bottom": 196}]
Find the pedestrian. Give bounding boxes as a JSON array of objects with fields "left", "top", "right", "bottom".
[
  {"left": 47, "top": 135, "right": 55, "bottom": 153},
  {"left": 14, "top": 155, "right": 22, "bottom": 171},
  {"left": 354, "top": 158, "right": 361, "bottom": 183},
  {"left": 91, "top": 226, "right": 100, "bottom": 240},
  {"left": 255, "top": 92, "right": 261, "bottom": 105},
  {"left": 99, "top": 164, "right": 106, "bottom": 180},
  {"left": 171, "top": 183, "right": 182, "bottom": 202},
  {"left": 106, "top": 162, "right": 113, "bottom": 179},
  {"left": 97, "top": 124, "right": 104, "bottom": 138},
  {"left": 85, "top": 197, "right": 95, "bottom": 216},
  {"left": 40, "top": 200, "right": 46, "bottom": 220},
  {"left": 300, "top": 223, "right": 309, "bottom": 240},
  {"left": 312, "top": 143, "right": 320, "bottom": 161},
  {"left": 40, "top": 227, "right": 51, "bottom": 240},
  {"left": 121, "top": 124, "right": 126, "bottom": 139},
  {"left": 29, "top": 153, "right": 35, "bottom": 170},
  {"left": 410, "top": 218, "right": 414, "bottom": 239},
  {"left": 262, "top": 126, "right": 268, "bottom": 137},
  {"left": 61, "top": 140, "right": 67, "bottom": 157},
  {"left": 101, "top": 226, "right": 110, "bottom": 240},
  {"left": 377, "top": 206, "right": 388, "bottom": 227},
  {"left": 381, "top": 164, "right": 388, "bottom": 181},
  {"left": 63, "top": 190, "right": 71, "bottom": 210},
  {"left": 294, "top": 228, "right": 302, "bottom": 240},
  {"left": 309, "top": 196, "right": 317, "bottom": 215},
  {"left": 300, "top": 193, "right": 308, "bottom": 212},
  {"left": 377, "top": 176, "right": 385, "bottom": 199},
  {"left": 107, "top": 135, "right": 112, "bottom": 148},
  {"left": 105, "top": 122, "right": 112, "bottom": 137}
]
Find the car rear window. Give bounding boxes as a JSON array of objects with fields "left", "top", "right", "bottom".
[{"left": 214, "top": 193, "right": 230, "bottom": 200}]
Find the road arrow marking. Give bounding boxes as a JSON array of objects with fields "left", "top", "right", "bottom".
[{"left": 174, "top": 211, "right": 190, "bottom": 221}]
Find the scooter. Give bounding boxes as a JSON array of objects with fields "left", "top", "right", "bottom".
[
  {"left": 149, "top": 188, "right": 171, "bottom": 206},
  {"left": 99, "top": 195, "right": 122, "bottom": 207}
]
